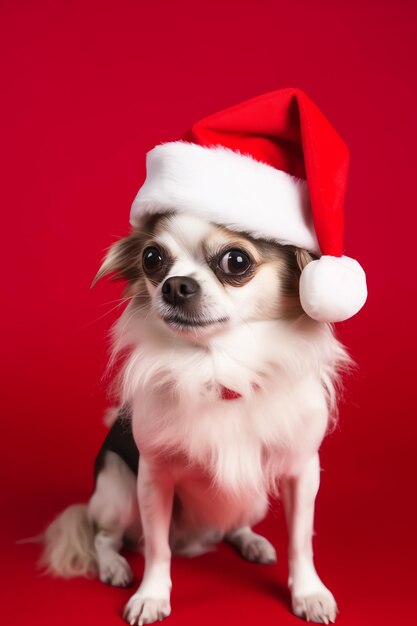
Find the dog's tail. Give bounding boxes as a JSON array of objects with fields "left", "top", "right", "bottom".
[{"left": 39, "top": 504, "right": 98, "bottom": 578}]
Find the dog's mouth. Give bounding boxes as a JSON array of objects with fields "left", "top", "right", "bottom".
[{"left": 161, "top": 313, "right": 229, "bottom": 329}]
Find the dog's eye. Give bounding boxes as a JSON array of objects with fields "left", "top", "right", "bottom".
[
  {"left": 143, "top": 246, "right": 164, "bottom": 274},
  {"left": 219, "top": 249, "right": 252, "bottom": 275}
]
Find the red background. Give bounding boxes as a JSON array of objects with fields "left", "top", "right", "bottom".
[{"left": 1, "top": 1, "right": 416, "bottom": 624}]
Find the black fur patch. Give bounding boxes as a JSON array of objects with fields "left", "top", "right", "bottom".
[{"left": 94, "top": 406, "right": 139, "bottom": 480}]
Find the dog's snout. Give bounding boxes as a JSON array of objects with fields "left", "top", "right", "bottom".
[{"left": 162, "top": 276, "right": 201, "bottom": 306}]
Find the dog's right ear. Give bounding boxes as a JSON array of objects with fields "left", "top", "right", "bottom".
[
  {"left": 294, "top": 248, "right": 315, "bottom": 272},
  {"left": 91, "top": 233, "right": 142, "bottom": 287}
]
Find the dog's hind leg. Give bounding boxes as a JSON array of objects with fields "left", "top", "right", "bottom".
[
  {"left": 225, "top": 492, "right": 276, "bottom": 564},
  {"left": 226, "top": 526, "right": 277, "bottom": 564},
  {"left": 88, "top": 451, "right": 140, "bottom": 587}
]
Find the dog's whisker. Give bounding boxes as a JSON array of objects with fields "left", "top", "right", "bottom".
[
  {"left": 80, "top": 299, "right": 134, "bottom": 329},
  {"left": 98, "top": 294, "right": 148, "bottom": 308}
]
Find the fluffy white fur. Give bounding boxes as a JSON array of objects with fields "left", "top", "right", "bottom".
[
  {"left": 130, "top": 142, "right": 320, "bottom": 254},
  {"left": 40, "top": 504, "right": 97, "bottom": 578},
  {"left": 115, "top": 307, "right": 347, "bottom": 498}
]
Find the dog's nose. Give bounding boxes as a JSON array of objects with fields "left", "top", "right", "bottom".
[{"left": 162, "top": 276, "right": 201, "bottom": 306}]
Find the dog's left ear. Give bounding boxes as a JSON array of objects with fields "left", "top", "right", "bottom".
[
  {"left": 294, "top": 248, "right": 315, "bottom": 272},
  {"left": 91, "top": 233, "right": 142, "bottom": 287}
]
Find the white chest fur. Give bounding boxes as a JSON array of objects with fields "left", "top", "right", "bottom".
[{"left": 117, "top": 313, "right": 347, "bottom": 496}]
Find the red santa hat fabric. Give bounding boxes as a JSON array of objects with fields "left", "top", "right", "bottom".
[{"left": 130, "top": 88, "right": 367, "bottom": 322}]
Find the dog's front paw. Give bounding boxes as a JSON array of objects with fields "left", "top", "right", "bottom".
[
  {"left": 292, "top": 591, "right": 338, "bottom": 624},
  {"left": 123, "top": 593, "right": 171, "bottom": 625}
]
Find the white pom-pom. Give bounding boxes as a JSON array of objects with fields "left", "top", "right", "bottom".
[{"left": 299, "top": 255, "right": 367, "bottom": 322}]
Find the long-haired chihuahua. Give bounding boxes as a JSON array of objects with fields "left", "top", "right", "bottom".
[{"left": 40, "top": 88, "right": 367, "bottom": 625}]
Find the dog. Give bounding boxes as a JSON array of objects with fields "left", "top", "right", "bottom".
[{"left": 41, "top": 210, "right": 351, "bottom": 625}]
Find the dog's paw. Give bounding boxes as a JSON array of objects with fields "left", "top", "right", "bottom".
[
  {"left": 99, "top": 553, "right": 134, "bottom": 588},
  {"left": 240, "top": 535, "right": 277, "bottom": 564},
  {"left": 123, "top": 594, "right": 171, "bottom": 625},
  {"left": 292, "top": 591, "right": 338, "bottom": 624}
]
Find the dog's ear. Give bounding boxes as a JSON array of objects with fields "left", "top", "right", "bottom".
[
  {"left": 92, "top": 233, "right": 142, "bottom": 286},
  {"left": 294, "top": 248, "right": 315, "bottom": 272}
]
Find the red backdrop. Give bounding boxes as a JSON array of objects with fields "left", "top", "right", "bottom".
[{"left": 1, "top": 1, "right": 416, "bottom": 625}]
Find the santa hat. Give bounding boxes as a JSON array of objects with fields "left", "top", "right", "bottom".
[{"left": 130, "top": 88, "right": 367, "bottom": 323}]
